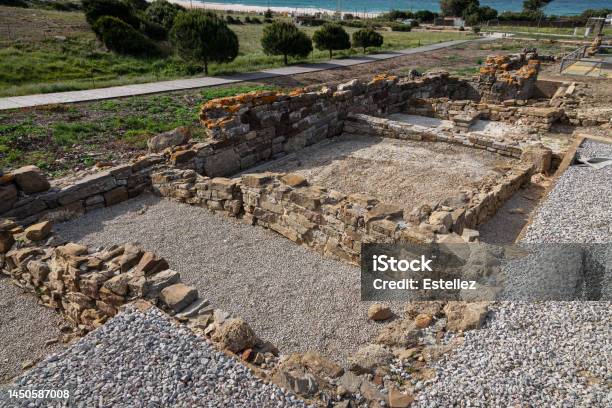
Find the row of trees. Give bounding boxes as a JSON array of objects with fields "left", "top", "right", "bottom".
[
  {"left": 83, "top": 0, "right": 385, "bottom": 75},
  {"left": 262, "top": 22, "right": 384, "bottom": 66}
]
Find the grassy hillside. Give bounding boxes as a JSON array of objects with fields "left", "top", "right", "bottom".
[{"left": 0, "top": 5, "right": 474, "bottom": 96}]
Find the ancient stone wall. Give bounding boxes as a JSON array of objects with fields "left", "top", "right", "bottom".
[
  {"left": 150, "top": 162, "right": 534, "bottom": 264},
  {"left": 188, "top": 73, "right": 477, "bottom": 178},
  {"left": 406, "top": 98, "right": 565, "bottom": 131},
  {"left": 0, "top": 157, "right": 165, "bottom": 225},
  {"left": 473, "top": 53, "right": 541, "bottom": 103}
]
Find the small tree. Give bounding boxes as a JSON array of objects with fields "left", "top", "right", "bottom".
[
  {"left": 93, "top": 16, "right": 159, "bottom": 56},
  {"left": 523, "top": 0, "right": 553, "bottom": 12},
  {"left": 170, "top": 11, "right": 239, "bottom": 75},
  {"left": 352, "top": 28, "right": 383, "bottom": 53},
  {"left": 82, "top": 0, "right": 140, "bottom": 28},
  {"left": 313, "top": 23, "right": 350, "bottom": 59},
  {"left": 439, "top": 0, "right": 479, "bottom": 17},
  {"left": 261, "top": 21, "right": 313, "bottom": 65},
  {"left": 145, "top": 0, "right": 186, "bottom": 30}
]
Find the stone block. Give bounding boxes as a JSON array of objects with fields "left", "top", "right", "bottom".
[
  {"left": 104, "top": 186, "right": 129, "bottom": 206},
  {"left": 147, "top": 127, "right": 190, "bottom": 153},
  {"left": 204, "top": 149, "right": 241, "bottom": 177},
  {"left": 160, "top": 283, "right": 198, "bottom": 313},
  {"left": 58, "top": 172, "right": 116, "bottom": 205},
  {"left": 11, "top": 165, "right": 50, "bottom": 194},
  {"left": 24, "top": 220, "right": 53, "bottom": 241}
]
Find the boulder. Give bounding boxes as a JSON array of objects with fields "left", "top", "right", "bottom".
[
  {"left": 160, "top": 283, "right": 198, "bottom": 313},
  {"left": 389, "top": 388, "right": 414, "bottom": 408},
  {"left": 300, "top": 351, "right": 344, "bottom": 378},
  {"left": 211, "top": 318, "right": 257, "bottom": 353},
  {"left": 133, "top": 251, "right": 168, "bottom": 276},
  {"left": 375, "top": 319, "right": 419, "bottom": 348},
  {"left": 12, "top": 165, "right": 50, "bottom": 194},
  {"left": 147, "top": 127, "right": 190, "bottom": 153},
  {"left": 443, "top": 301, "right": 489, "bottom": 332},
  {"left": 24, "top": 220, "right": 53, "bottom": 241},
  {"left": 367, "top": 304, "right": 393, "bottom": 321},
  {"left": 348, "top": 344, "right": 394, "bottom": 374},
  {"left": 414, "top": 313, "right": 433, "bottom": 328}
]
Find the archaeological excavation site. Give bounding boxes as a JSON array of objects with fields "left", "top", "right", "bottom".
[{"left": 1, "top": 49, "right": 611, "bottom": 408}]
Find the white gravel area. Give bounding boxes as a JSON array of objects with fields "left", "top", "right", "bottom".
[
  {"left": 523, "top": 140, "right": 612, "bottom": 243},
  {"left": 414, "top": 301, "right": 611, "bottom": 408},
  {"left": 54, "top": 194, "right": 388, "bottom": 362},
  {"left": 412, "top": 140, "right": 612, "bottom": 407},
  {"left": 0, "top": 276, "right": 66, "bottom": 384},
  {"left": 3, "top": 306, "right": 308, "bottom": 408}
]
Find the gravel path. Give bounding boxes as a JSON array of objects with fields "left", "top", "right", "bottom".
[
  {"left": 3, "top": 306, "right": 308, "bottom": 408},
  {"left": 0, "top": 276, "right": 66, "bottom": 384},
  {"left": 413, "top": 140, "right": 612, "bottom": 407},
  {"left": 251, "top": 134, "right": 514, "bottom": 209},
  {"left": 54, "top": 194, "right": 388, "bottom": 363}
]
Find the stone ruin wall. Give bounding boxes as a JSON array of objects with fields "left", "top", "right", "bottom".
[
  {"left": 0, "top": 73, "right": 558, "bottom": 266},
  {"left": 190, "top": 72, "right": 476, "bottom": 177}
]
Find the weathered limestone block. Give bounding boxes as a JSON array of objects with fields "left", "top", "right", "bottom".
[
  {"left": 145, "top": 269, "right": 181, "bottom": 299},
  {"left": 204, "top": 149, "right": 241, "bottom": 177},
  {"left": 58, "top": 172, "right": 117, "bottom": 206},
  {"left": 443, "top": 301, "right": 489, "bottom": 331},
  {"left": 211, "top": 318, "right": 257, "bottom": 353},
  {"left": 147, "top": 127, "right": 190, "bottom": 153},
  {"left": 103, "top": 186, "right": 129, "bottom": 206},
  {"left": 160, "top": 283, "right": 198, "bottom": 312},
  {"left": 24, "top": 220, "right": 53, "bottom": 241},
  {"left": 11, "top": 165, "right": 50, "bottom": 194},
  {"left": 133, "top": 251, "right": 169, "bottom": 276},
  {"left": 102, "top": 273, "right": 132, "bottom": 296},
  {"left": 521, "top": 144, "right": 552, "bottom": 174}
]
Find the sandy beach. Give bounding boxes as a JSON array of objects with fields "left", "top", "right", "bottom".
[{"left": 168, "top": 1, "right": 381, "bottom": 17}]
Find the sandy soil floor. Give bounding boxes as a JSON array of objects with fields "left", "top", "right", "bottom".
[{"left": 248, "top": 134, "right": 516, "bottom": 209}]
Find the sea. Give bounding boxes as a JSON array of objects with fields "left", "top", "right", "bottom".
[{"left": 196, "top": 1, "right": 611, "bottom": 16}]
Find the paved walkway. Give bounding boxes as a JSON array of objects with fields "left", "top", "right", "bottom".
[{"left": 0, "top": 39, "right": 475, "bottom": 110}]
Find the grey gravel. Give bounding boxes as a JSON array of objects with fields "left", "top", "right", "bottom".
[
  {"left": 54, "top": 194, "right": 388, "bottom": 362},
  {"left": 0, "top": 276, "right": 66, "bottom": 384},
  {"left": 2, "top": 306, "right": 308, "bottom": 408},
  {"left": 413, "top": 140, "right": 612, "bottom": 407},
  {"left": 413, "top": 301, "right": 611, "bottom": 408},
  {"left": 523, "top": 140, "right": 612, "bottom": 244}
]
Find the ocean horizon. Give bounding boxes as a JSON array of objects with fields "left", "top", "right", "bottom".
[{"left": 193, "top": 1, "right": 611, "bottom": 16}]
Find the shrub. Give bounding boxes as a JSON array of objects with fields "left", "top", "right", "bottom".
[
  {"left": 170, "top": 10, "right": 239, "bottom": 74},
  {"left": 261, "top": 21, "right": 312, "bottom": 65},
  {"left": 352, "top": 28, "right": 383, "bottom": 52},
  {"left": 82, "top": 0, "right": 140, "bottom": 28},
  {"left": 225, "top": 15, "right": 243, "bottom": 25},
  {"left": 313, "top": 23, "right": 350, "bottom": 59},
  {"left": 472, "top": 26, "right": 481, "bottom": 33},
  {"left": 390, "top": 23, "right": 411, "bottom": 32},
  {"left": 124, "top": 0, "right": 148, "bottom": 11},
  {"left": 264, "top": 8, "right": 273, "bottom": 19},
  {"left": 440, "top": 0, "right": 479, "bottom": 17},
  {"left": 145, "top": 0, "right": 185, "bottom": 30},
  {"left": 0, "top": 0, "right": 28, "bottom": 7},
  {"left": 414, "top": 10, "right": 437, "bottom": 23},
  {"left": 93, "top": 15, "right": 160, "bottom": 56},
  {"left": 139, "top": 17, "right": 168, "bottom": 40}
]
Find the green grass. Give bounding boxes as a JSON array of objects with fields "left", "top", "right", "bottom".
[
  {"left": 0, "top": 6, "right": 474, "bottom": 97},
  {"left": 0, "top": 83, "right": 281, "bottom": 174}
]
